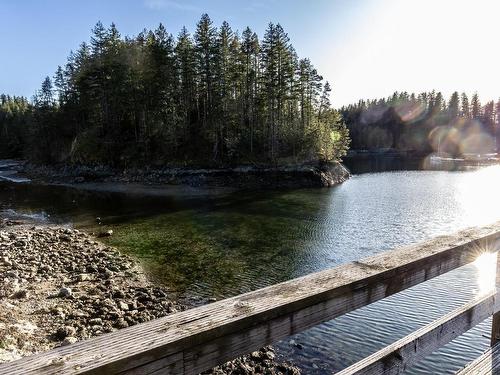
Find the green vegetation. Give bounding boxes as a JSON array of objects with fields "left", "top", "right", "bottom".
[
  {"left": 341, "top": 91, "right": 500, "bottom": 155},
  {"left": 0, "top": 15, "right": 349, "bottom": 167},
  {"left": 0, "top": 96, "right": 31, "bottom": 158}
]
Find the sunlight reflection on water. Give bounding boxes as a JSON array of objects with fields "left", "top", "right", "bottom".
[
  {"left": 456, "top": 165, "right": 500, "bottom": 227},
  {"left": 473, "top": 252, "right": 497, "bottom": 297}
]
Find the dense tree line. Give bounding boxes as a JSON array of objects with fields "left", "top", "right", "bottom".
[
  {"left": 0, "top": 95, "right": 32, "bottom": 158},
  {"left": 341, "top": 91, "right": 499, "bottom": 156},
  {"left": 0, "top": 16, "right": 349, "bottom": 166}
]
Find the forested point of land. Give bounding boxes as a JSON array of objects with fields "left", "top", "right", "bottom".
[
  {"left": 341, "top": 91, "right": 500, "bottom": 156},
  {"left": 0, "top": 15, "right": 349, "bottom": 167}
]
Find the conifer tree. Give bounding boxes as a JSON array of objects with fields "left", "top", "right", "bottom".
[
  {"left": 461, "top": 93, "right": 470, "bottom": 118},
  {"left": 471, "top": 92, "right": 482, "bottom": 120},
  {"left": 448, "top": 91, "right": 460, "bottom": 118}
]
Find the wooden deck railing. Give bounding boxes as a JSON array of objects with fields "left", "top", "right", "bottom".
[{"left": 1, "top": 221, "right": 500, "bottom": 375}]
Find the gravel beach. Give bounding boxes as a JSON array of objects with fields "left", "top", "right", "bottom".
[{"left": 0, "top": 219, "right": 299, "bottom": 374}]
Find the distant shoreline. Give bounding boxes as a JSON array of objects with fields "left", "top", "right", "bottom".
[{"left": 21, "top": 161, "right": 351, "bottom": 190}]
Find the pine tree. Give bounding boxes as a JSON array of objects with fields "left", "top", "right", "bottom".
[
  {"left": 448, "top": 91, "right": 460, "bottom": 118},
  {"left": 194, "top": 14, "right": 217, "bottom": 134},
  {"left": 54, "top": 66, "right": 68, "bottom": 106},
  {"left": 240, "top": 27, "right": 260, "bottom": 154},
  {"left": 319, "top": 82, "right": 332, "bottom": 117},
  {"left": 461, "top": 93, "right": 470, "bottom": 118},
  {"left": 471, "top": 92, "right": 481, "bottom": 120},
  {"left": 213, "top": 20, "right": 233, "bottom": 160},
  {"left": 482, "top": 100, "right": 495, "bottom": 137},
  {"left": 175, "top": 26, "right": 197, "bottom": 145},
  {"left": 36, "top": 77, "right": 55, "bottom": 107}
]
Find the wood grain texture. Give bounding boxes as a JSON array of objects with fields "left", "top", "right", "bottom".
[
  {"left": 456, "top": 342, "right": 500, "bottom": 374},
  {"left": 1, "top": 221, "right": 499, "bottom": 375},
  {"left": 491, "top": 253, "right": 500, "bottom": 346}
]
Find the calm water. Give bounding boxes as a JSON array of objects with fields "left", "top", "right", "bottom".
[{"left": 1, "top": 161, "right": 500, "bottom": 373}]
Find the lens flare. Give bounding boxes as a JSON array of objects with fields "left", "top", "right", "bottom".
[{"left": 394, "top": 102, "right": 426, "bottom": 123}]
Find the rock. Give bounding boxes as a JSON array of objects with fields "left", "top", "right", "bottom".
[
  {"left": 117, "top": 301, "right": 129, "bottom": 311},
  {"left": 12, "top": 289, "right": 28, "bottom": 299},
  {"left": 40, "top": 264, "right": 52, "bottom": 272},
  {"left": 6, "top": 270, "right": 18, "bottom": 278},
  {"left": 112, "top": 289, "right": 125, "bottom": 299},
  {"left": 250, "top": 351, "right": 261, "bottom": 360},
  {"left": 58, "top": 287, "right": 72, "bottom": 298},
  {"left": 77, "top": 273, "right": 91, "bottom": 282},
  {"left": 115, "top": 318, "right": 129, "bottom": 329},
  {"left": 74, "top": 177, "right": 85, "bottom": 183},
  {"left": 55, "top": 326, "right": 76, "bottom": 340},
  {"left": 61, "top": 337, "right": 78, "bottom": 346},
  {"left": 2, "top": 257, "right": 12, "bottom": 266},
  {"left": 59, "top": 234, "right": 71, "bottom": 242},
  {"left": 102, "top": 269, "right": 113, "bottom": 279},
  {"left": 264, "top": 350, "right": 276, "bottom": 360},
  {"left": 98, "top": 230, "right": 113, "bottom": 238}
]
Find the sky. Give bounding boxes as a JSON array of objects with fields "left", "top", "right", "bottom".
[{"left": 1, "top": 0, "right": 500, "bottom": 107}]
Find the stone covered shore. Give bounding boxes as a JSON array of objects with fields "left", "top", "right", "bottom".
[
  {"left": 0, "top": 220, "right": 299, "bottom": 374},
  {"left": 24, "top": 161, "right": 350, "bottom": 189}
]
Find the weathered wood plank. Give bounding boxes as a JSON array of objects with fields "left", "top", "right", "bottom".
[
  {"left": 456, "top": 342, "right": 500, "bottom": 374},
  {"left": 337, "top": 290, "right": 497, "bottom": 375},
  {"left": 491, "top": 253, "right": 500, "bottom": 346},
  {"left": 1, "top": 221, "right": 499, "bottom": 375}
]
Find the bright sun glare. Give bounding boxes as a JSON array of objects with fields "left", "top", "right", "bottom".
[
  {"left": 457, "top": 165, "right": 500, "bottom": 227},
  {"left": 474, "top": 251, "right": 497, "bottom": 296},
  {"left": 330, "top": 0, "right": 500, "bottom": 106}
]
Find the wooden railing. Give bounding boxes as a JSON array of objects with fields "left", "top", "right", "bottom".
[{"left": 1, "top": 221, "right": 500, "bottom": 375}]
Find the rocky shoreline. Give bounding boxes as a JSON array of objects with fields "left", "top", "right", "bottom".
[
  {"left": 23, "top": 161, "right": 350, "bottom": 189},
  {"left": 0, "top": 219, "right": 300, "bottom": 374}
]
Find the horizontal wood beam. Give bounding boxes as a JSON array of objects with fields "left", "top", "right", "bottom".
[
  {"left": 456, "top": 342, "right": 500, "bottom": 374},
  {"left": 337, "top": 290, "right": 497, "bottom": 375},
  {"left": 1, "top": 221, "right": 500, "bottom": 375}
]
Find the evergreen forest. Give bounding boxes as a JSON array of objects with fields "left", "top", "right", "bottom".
[{"left": 0, "top": 16, "right": 349, "bottom": 166}]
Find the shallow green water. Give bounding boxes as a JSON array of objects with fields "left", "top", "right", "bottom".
[{"left": 103, "top": 189, "right": 331, "bottom": 300}]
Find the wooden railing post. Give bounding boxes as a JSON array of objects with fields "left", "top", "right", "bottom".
[{"left": 491, "top": 251, "right": 500, "bottom": 346}]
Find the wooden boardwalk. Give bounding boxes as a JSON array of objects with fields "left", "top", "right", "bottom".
[{"left": 1, "top": 221, "right": 500, "bottom": 374}]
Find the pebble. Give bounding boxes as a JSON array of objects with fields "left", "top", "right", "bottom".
[
  {"left": 61, "top": 337, "right": 78, "bottom": 346},
  {"left": 117, "top": 301, "right": 129, "bottom": 311},
  {"left": 2, "top": 257, "right": 12, "bottom": 266},
  {"left": 58, "top": 287, "right": 72, "bottom": 298},
  {"left": 56, "top": 326, "right": 76, "bottom": 340},
  {"left": 77, "top": 274, "right": 91, "bottom": 282},
  {"left": 6, "top": 270, "right": 18, "bottom": 278},
  {"left": 98, "top": 230, "right": 113, "bottom": 238},
  {"left": 12, "top": 289, "right": 28, "bottom": 299}
]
